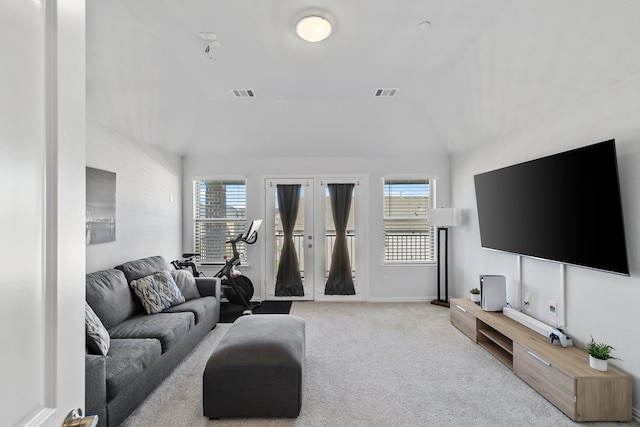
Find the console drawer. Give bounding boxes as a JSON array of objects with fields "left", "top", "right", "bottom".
[
  {"left": 513, "top": 342, "right": 576, "bottom": 419},
  {"left": 450, "top": 301, "right": 477, "bottom": 342}
]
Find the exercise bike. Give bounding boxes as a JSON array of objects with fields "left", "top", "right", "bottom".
[
  {"left": 213, "top": 219, "right": 263, "bottom": 315},
  {"left": 171, "top": 220, "right": 262, "bottom": 315}
]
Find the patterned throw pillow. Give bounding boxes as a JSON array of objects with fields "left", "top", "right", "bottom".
[
  {"left": 86, "top": 301, "right": 110, "bottom": 356},
  {"left": 130, "top": 270, "right": 186, "bottom": 314}
]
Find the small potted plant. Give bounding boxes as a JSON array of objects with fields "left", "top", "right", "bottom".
[
  {"left": 587, "top": 336, "right": 616, "bottom": 371},
  {"left": 469, "top": 288, "right": 481, "bottom": 303}
]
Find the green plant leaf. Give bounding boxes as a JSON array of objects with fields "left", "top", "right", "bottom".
[{"left": 587, "top": 336, "right": 615, "bottom": 360}]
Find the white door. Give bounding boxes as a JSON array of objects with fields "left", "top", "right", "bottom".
[
  {"left": 0, "top": 1, "right": 86, "bottom": 426},
  {"left": 264, "top": 178, "right": 366, "bottom": 301},
  {"left": 264, "top": 179, "right": 316, "bottom": 300}
]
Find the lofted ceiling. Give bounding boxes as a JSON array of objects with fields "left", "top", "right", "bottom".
[{"left": 86, "top": 0, "right": 640, "bottom": 158}]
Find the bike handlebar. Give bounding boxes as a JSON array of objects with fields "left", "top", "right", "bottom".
[
  {"left": 225, "top": 231, "right": 259, "bottom": 245},
  {"left": 225, "top": 233, "right": 244, "bottom": 244}
]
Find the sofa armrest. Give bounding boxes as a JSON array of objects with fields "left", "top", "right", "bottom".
[
  {"left": 196, "top": 276, "right": 221, "bottom": 301},
  {"left": 85, "top": 354, "right": 107, "bottom": 423}
]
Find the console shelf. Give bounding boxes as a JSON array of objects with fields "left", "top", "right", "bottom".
[
  {"left": 450, "top": 298, "right": 632, "bottom": 422},
  {"left": 477, "top": 321, "right": 513, "bottom": 368}
]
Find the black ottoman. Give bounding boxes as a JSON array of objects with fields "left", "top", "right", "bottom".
[{"left": 203, "top": 314, "right": 305, "bottom": 419}]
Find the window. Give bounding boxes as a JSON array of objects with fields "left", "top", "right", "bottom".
[
  {"left": 383, "top": 178, "right": 435, "bottom": 262},
  {"left": 193, "top": 179, "right": 247, "bottom": 263}
]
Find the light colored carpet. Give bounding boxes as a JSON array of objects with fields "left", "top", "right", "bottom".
[{"left": 120, "top": 302, "right": 636, "bottom": 427}]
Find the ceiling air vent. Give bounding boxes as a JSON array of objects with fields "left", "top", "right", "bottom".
[
  {"left": 374, "top": 88, "right": 399, "bottom": 97},
  {"left": 231, "top": 89, "right": 256, "bottom": 98}
]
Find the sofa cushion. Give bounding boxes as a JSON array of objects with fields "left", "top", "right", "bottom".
[
  {"left": 169, "top": 269, "right": 201, "bottom": 300},
  {"left": 130, "top": 271, "right": 185, "bottom": 314},
  {"left": 115, "top": 256, "right": 171, "bottom": 283},
  {"left": 86, "top": 269, "right": 140, "bottom": 330},
  {"left": 108, "top": 312, "right": 194, "bottom": 353},
  {"left": 105, "top": 338, "right": 162, "bottom": 401},
  {"left": 85, "top": 302, "right": 110, "bottom": 356},
  {"left": 162, "top": 296, "right": 217, "bottom": 324}
]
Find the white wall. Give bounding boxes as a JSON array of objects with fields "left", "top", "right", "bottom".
[
  {"left": 182, "top": 154, "right": 451, "bottom": 301},
  {"left": 86, "top": 119, "right": 183, "bottom": 272},
  {"left": 451, "top": 72, "right": 640, "bottom": 412}
]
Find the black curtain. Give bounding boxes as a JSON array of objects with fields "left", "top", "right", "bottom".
[
  {"left": 275, "top": 185, "right": 304, "bottom": 296},
  {"left": 325, "top": 183, "right": 356, "bottom": 295}
]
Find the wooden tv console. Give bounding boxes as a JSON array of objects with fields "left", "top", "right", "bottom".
[{"left": 450, "top": 298, "right": 632, "bottom": 422}]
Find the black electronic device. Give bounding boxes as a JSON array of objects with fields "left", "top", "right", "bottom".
[{"left": 474, "top": 139, "right": 629, "bottom": 275}]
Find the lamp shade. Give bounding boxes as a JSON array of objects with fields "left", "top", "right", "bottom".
[{"left": 428, "top": 208, "right": 460, "bottom": 227}]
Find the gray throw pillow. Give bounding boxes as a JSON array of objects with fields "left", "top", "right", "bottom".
[
  {"left": 130, "top": 270, "right": 185, "bottom": 314},
  {"left": 85, "top": 301, "right": 110, "bottom": 356},
  {"left": 169, "top": 269, "right": 201, "bottom": 300}
]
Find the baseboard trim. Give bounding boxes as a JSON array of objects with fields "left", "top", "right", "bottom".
[{"left": 366, "top": 297, "right": 432, "bottom": 303}]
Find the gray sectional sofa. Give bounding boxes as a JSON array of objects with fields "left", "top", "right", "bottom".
[{"left": 85, "top": 256, "right": 221, "bottom": 427}]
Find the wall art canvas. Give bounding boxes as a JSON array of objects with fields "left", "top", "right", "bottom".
[{"left": 86, "top": 167, "right": 116, "bottom": 245}]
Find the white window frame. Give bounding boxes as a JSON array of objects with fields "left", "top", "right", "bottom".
[
  {"left": 192, "top": 177, "right": 248, "bottom": 265},
  {"left": 382, "top": 177, "right": 436, "bottom": 265}
]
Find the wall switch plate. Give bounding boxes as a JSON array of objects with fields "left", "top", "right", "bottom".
[{"left": 549, "top": 301, "right": 557, "bottom": 316}]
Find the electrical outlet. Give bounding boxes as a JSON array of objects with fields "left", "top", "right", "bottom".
[
  {"left": 383, "top": 275, "right": 389, "bottom": 284},
  {"left": 549, "top": 301, "right": 557, "bottom": 316}
]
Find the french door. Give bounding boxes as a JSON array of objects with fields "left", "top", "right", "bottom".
[{"left": 264, "top": 177, "right": 365, "bottom": 301}]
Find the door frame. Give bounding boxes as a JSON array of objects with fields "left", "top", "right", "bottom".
[{"left": 262, "top": 175, "right": 368, "bottom": 302}]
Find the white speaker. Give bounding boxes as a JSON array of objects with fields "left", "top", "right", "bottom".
[{"left": 480, "top": 275, "right": 507, "bottom": 311}]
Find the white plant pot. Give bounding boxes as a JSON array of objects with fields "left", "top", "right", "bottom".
[
  {"left": 589, "top": 355, "right": 608, "bottom": 372},
  {"left": 470, "top": 293, "right": 481, "bottom": 303}
]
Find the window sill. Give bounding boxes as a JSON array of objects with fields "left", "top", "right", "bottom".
[{"left": 381, "top": 261, "right": 436, "bottom": 267}]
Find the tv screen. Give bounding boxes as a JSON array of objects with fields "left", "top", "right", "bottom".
[{"left": 474, "top": 140, "right": 629, "bottom": 275}]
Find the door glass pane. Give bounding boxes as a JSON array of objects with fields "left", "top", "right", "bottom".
[
  {"left": 324, "top": 185, "right": 356, "bottom": 283},
  {"left": 274, "top": 186, "right": 306, "bottom": 284}
]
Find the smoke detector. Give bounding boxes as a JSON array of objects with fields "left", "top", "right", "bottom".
[
  {"left": 200, "top": 32, "right": 220, "bottom": 45},
  {"left": 200, "top": 32, "right": 220, "bottom": 60}
]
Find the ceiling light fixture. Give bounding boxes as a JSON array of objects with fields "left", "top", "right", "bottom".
[{"left": 296, "top": 16, "right": 332, "bottom": 42}]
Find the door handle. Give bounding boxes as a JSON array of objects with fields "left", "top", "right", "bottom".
[{"left": 62, "top": 409, "right": 98, "bottom": 427}]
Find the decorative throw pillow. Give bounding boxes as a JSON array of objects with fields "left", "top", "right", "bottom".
[
  {"left": 85, "top": 301, "right": 110, "bottom": 356},
  {"left": 130, "top": 270, "right": 185, "bottom": 314},
  {"left": 169, "top": 269, "right": 201, "bottom": 300}
]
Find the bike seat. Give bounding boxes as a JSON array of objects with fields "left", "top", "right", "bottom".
[{"left": 182, "top": 252, "right": 200, "bottom": 258}]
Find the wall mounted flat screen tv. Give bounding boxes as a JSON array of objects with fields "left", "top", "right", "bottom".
[{"left": 474, "top": 140, "right": 629, "bottom": 275}]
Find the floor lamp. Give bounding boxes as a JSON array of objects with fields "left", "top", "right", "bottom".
[{"left": 428, "top": 208, "right": 460, "bottom": 308}]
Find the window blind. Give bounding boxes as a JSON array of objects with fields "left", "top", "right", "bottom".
[
  {"left": 383, "top": 178, "right": 435, "bottom": 262},
  {"left": 193, "top": 179, "right": 247, "bottom": 263}
]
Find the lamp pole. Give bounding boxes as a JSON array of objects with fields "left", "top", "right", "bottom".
[{"left": 428, "top": 208, "right": 460, "bottom": 308}]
